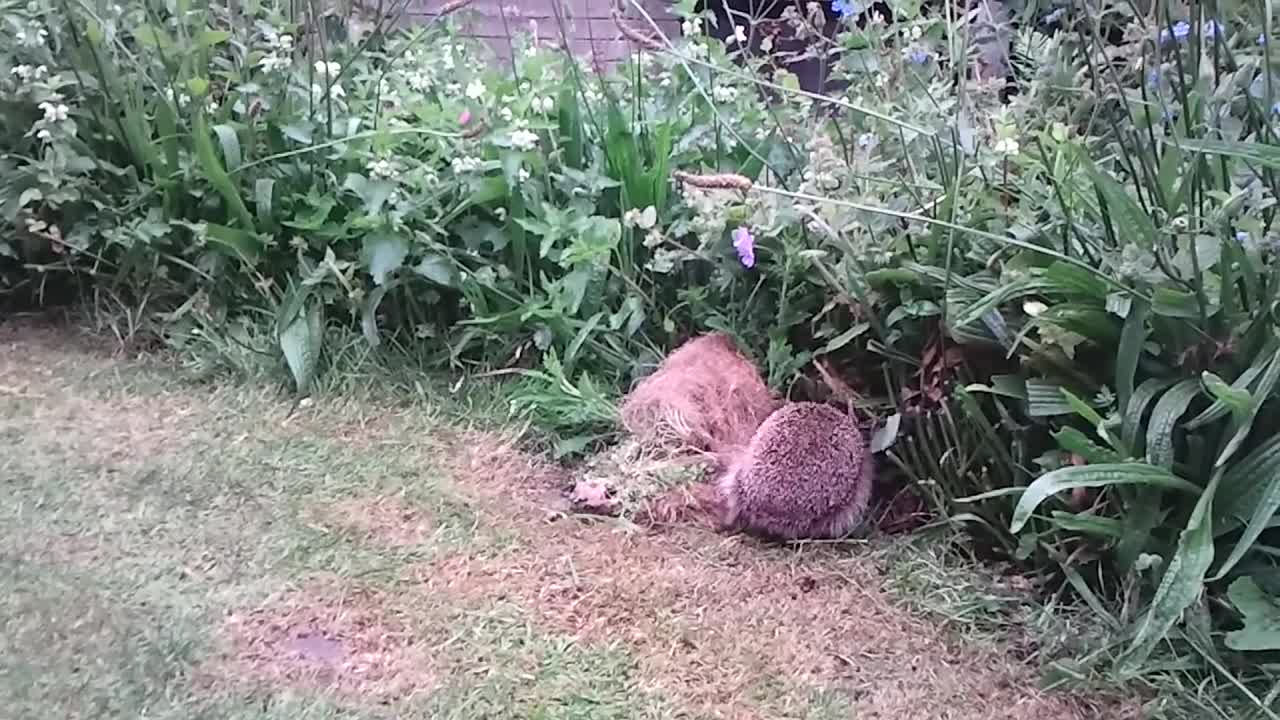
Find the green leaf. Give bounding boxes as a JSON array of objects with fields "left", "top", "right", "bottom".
[
  {"left": 1118, "top": 474, "right": 1219, "bottom": 675},
  {"left": 1214, "top": 348, "right": 1280, "bottom": 469},
  {"left": 1052, "top": 427, "right": 1124, "bottom": 464},
  {"left": 198, "top": 29, "right": 232, "bottom": 47},
  {"left": 1088, "top": 162, "right": 1159, "bottom": 248},
  {"left": 254, "top": 179, "right": 275, "bottom": 228},
  {"left": 1010, "top": 464, "right": 1200, "bottom": 534},
  {"left": 361, "top": 284, "right": 390, "bottom": 348},
  {"left": 1186, "top": 365, "right": 1264, "bottom": 430},
  {"left": 343, "top": 174, "right": 395, "bottom": 216},
  {"left": 1179, "top": 139, "right": 1280, "bottom": 169},
  {"left": 204, "top": 223, "right": 260, "bottom": 264},
  {"left": 1152, "top": 287, "right": 1202, "bottom": 319},
  {"left": 363, "top": 233, "right": 408, "bottom": 285},
  {"left": 412, "top": 253, "right": 458, "bottom": 287},
  {"left": 134, "top": 24, "right": 173, "bottom": 49},
  {"left": 1117, "top": 299, "right": 1150, "bottom": 412},
  {"left": 1049, "top": 511, "right": 1125, "bottom": 539},
  {"left": 1225, "top": 577, "right": 1280, "bottom": 651},
  {"left": 192, "top": 113, "right": 257, "bottom": 232},
  {"left": 1211, "top": 435, "right": 1280, "bottom": 580},
  {"left": 1144, "top": 379, "right": 1202, "bottom": 469},
  {"left": 283, "top": 197, "right": 336, "bottom": 231},
  {"left": 818, "top": 323, "right": 870, "bottom": 355},
  {"left": 212, "top": 124, "right": 242, "bottom": 172},
  {"left": 1201, "top": 371, "right": 1252, "bottom": 419},
  {"left": 277, "top": 294, "right": 324, "bottom": 394},
  {"left": 1026, "top": 380, "right": 1074, "bottom": 417},
  {"left": 1124, "top": 378, "right": 1176, "bottom": 454}
]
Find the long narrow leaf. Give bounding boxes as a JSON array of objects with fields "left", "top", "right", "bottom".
[
  {"left": 1144, "top": 379, "right": 1202, "bottom": 469},
  {"left": 1010, "top": 464, "right": 1200, "bottom": 533},
  {"left": 1118, "top": 474, "right": 1220, "bottom": 675}
]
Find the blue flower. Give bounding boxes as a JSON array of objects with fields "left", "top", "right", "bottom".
[
  {"left": 1161, "top": 20, "right": 1191, "bottom": 44},
  {"left": 907, "top": 48, "right": 930, "bottom": 65},
  {"left": 1146, "top": 68, "right": 1161, "bottom": 89},
  {"left": 1272, "top": 101, "right": 1280, "bottom": 115},
  {"left": 1236, "top": 231, "right": 1250, "bottom": 244},
  {"left": 1042, "top": 7, "right": 1065, "bottom": 24},
  {"left": 832, "top": 0, "right": 860, "bottom": 19},
  {"left": 1259, "top": 33, "right": 1268, "bottom": 46}
]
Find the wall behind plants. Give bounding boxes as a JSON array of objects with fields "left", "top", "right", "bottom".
[{"left": 7, "top": 0, "right": 1280, "bottom": 711}]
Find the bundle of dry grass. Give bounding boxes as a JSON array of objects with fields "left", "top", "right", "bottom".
[{"left": 619, "top": 333, "right": 779, "bottom": 455}]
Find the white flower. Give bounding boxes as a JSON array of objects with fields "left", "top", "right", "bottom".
[
  {"left": 760, "top": 35, "right": 774, "bottom": 52},
  {"left": 1023, "top": 300, "right": 1048, "bottom": 317},
  {"left": 314, "top": 60, "right": 341, "bottom": 78},
  {"left": 279, "top": 34, "right": 294, "bottom": 51},
  {"left": 623, "top": 205, "right": 657, "bottom": 229},
  {"left": 451, "top": 155, "right": 482, "bottom": 173},
  {"left": 368, "top": 159, "right": 398, "bottom": 179},
  {"left": 442, "top": 52, "right": 455, "bottom": 71},
  {"left": 682, "top": 18, "right": 700, "bottom": 37},
  {"left": 510, "top": 128, "right": 539, "bottom": 151},
  {"left": 445, "top": 82, "right": 461, "bottom": 95},
  {"left": 499, "top": 107, "right": 513, "bottom": 122},
  {"left": 33, "top": 65, "right": 47, "bottom": 79},
  {"left": 532, "top": 96, "right": 554, "bottom": 114},
  {"left": 874, "top": 73, "right": 887, "bottom": 88},
  {"left": 11, "top": 65, "right": 33, "bottom": 80},
  {"left": 465, "top": 79, "right": 486, "bottom": 100},
  {"left": 993, "top": 137, "right": 1020, "bottom": 156},
  {"left": 36, "top": 128, "right": 51, "bottom": 141},
  {"left": 258, "top": 52, "right": 290, "bottom": 73},
  {"left": 910, "top": 25, "right": 923, "bottom": 40},
  {"left": 517, "top": 167, "right": 530, "bottom": 183},
  {"left": 731, "top": 25, "right": 747, "bottom": 44},
  {"left": 857, "top": 132, "right": 877, "bottom": 149},
  {"left": 17, "top": 27, "right": 48, "bottom": 47},
  {"left": 39, "top": 101, "right": 68, "bottom": 123},
  {"left": 311, "top": 82, "right": 345, "bottom": 100},
  {"left": 712, "top": 85, "right": 738, "bottom": 103}
]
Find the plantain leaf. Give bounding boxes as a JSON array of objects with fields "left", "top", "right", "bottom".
[
  {"left": 1088, "top": 162, "right": 1159, "bottom": 248},
  {"left": 254, "top": 178, "right": 275, "bottom": 229},
  {"left": 1118, "top": 474, "right": 1219, "bottom": 675},
  {"left": 1010, "top": 463, "right": 1200, "bottom": 533},
  {"left": 1179, "top": 138, "right": 1280, "bottom": 169},
  {"left": 1214, "top": 348, "right": 1280, "bottom": 469},
  {"left": 1053, "top": 427, "right": 1125, "bottom": 464},
  {"left": 1026, "top": 380, "right": 1074, "bottom": 417},
  {"left": 278, "top": 294, "right": 324, "bottom": 394},
  {"left": 1210, "top": 435, "right": 1280, "bottom": 580},
  {"left": 212, "top": 124, "right": 242, "bottom": 172},
  {"left": 1224, "top": 577, "right": 1280, "bottom": 651},
  {"left": 192, "top": 113, "right": 257, "bottom": 232},
  {"left": 1186, "top": 365, "right": 1264, "bottom": 430},
  {"left": 1116, "top": 299, "right": 1150, "bottom": 412},
  {"left": 1050, "top": 511, "right": 1125, "bottom": 539},
  {"left": 1144, "top": 379, "right": 1202, "bottom": 469},
  {"left": 1124, "top": 378, "right": 1176, "bottom": 455}
]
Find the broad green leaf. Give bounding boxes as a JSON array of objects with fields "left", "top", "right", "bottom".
[
  {"left": 212, "top": 124, "right": 242, "bottom": 172},
  {"left": 204, "top": 223, "right": 260, "bottom": 264},
  {"left": 363, "top": 233, "right": 408, "bottom": 285},
  {"left": 1144, "top": 379, "right": 1202, "bottom": 469},
  {"left": 818, "top": 323, "right": 870, "bottom": 355},
  {"left": 192, "top": 113, "right": 256, "bottom": 231},
  {"left": 1179, "top": 138, "right": 1280, "bottom": 169},
  {"left": 278, "top": 295, "right": 324, "bottom": 394},
  {"left": 1186, "top": 365, "right": 1264, "bottom": 429},
  {"left": 1117, "top": 299, "right": 1150, "bottom": 412},
  {"left": 1027, "top": 380, "right": 1074, "bottom": 417},
  {"left": 1210, "top": 435, "right": 1280, "bottom": 580},
  {"left": 1201, "top": 371, "right": 1252, "bottom": 419},
  {"left": 1044, "top": 261, "right": 1110, "bottom": 298},
  {"left": 1049, "top": 511, "right": 1124, "bottom": 539},
  {"left": 254, "top": 179, "right": 275, "bottom": 228},
  {"left": 412, "top": 253, "right": 458, "bottom": 287},
  {"left": 283, "top": 197, "right": 336, "bottom": 231},
  {"left": 965, "top": 374, "right": 1027, "bottom": 400},
  {"left": 1118, "top": 474, "right": 1219, "bottom": 675},
  {"left": 1224, "top": 577, "right": 1280, "bottom": 651},
  {"left": 1215, "top": 348, "right": 1280, "bottom": 469},
  {"left": 198, "top": 29, "right": 232, "bottom": 47},
  {"left": 1010, "top": 463, "right": 1200, "bottom": 533},
  {"left": 361, "top": 284, "right": 390, "bottom": 348},
  {"left": 1087, "top": 162, "right": 1159, "bottom": 248},
  {"left": 1124, "top": 378, "right": 1177, "bottom": 454},
  {"left": 1052, "top": 427, "right": 1125, "bottom": 464},
  {"left": 1152, "top": 287, "right": 1203, "bottom": 319}
]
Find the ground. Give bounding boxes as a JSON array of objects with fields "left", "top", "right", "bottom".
[{"left": 1, "top": 319, "right": 1132, "bottom": 719}]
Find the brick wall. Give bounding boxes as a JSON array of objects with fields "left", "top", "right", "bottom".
[{"left": 405, "top": 0, "right": 680, "bottom": 66}]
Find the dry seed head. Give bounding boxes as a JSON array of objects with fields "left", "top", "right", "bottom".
[
  {"left": 673, "top": 171, "right": 753, "bottom": 191},
  {"left": 612, "top": 9, "right": 666, "bottom": 51}
]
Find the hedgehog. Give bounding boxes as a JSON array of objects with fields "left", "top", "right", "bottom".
[{"left": 715, "top": 402, "right": 873, "bottom": 541}]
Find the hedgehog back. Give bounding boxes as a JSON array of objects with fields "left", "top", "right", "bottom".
[{"left": 722, "top": 402, "right": 872, "bottom": 540}]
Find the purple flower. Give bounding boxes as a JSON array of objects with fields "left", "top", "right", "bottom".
[
  {"left": 1272, "top": 101, "right": 1280, "bottom": 115},
  {"left": 832, "top": 0, "right": 860, "bottom": 19},
  {"left": 1042, "top": 7, "right": 1065, "bottom": 24},
  {"left": 732, "top": 226, "right": 755, "bottom": 268},
  {"left": 1259, "top": 33, "right": 1268, "bottom": 46},
  {"left": 907, "top": 48, "right": 930, "bottom": 65},
  {"left": 1236, "top": 230, "right": 1250, "bottom": 244},
  {"left": 1146, "top": 68, "right": 1161, "bottom": 89}
]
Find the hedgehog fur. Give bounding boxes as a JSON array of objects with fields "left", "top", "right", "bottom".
[{"left": 715, "top": 402, "right": 873, "bottom": 540}]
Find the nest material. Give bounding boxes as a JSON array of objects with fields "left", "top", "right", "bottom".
[{"left": 620, "top": 333, "right": 779, "bottom": 455}]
